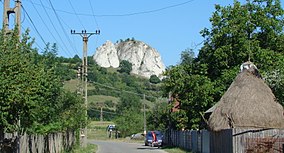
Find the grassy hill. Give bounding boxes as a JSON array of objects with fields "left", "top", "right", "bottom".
[{"left": 62, "top": 60, "right": 165, "bottom": 121}]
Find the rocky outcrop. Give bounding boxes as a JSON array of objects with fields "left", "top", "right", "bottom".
[
  {"left": 93, "top": 41, "right": 119, "bottom": 68},
  {"left": 93, "top": 40, "right": 165, "bottom": 78}
]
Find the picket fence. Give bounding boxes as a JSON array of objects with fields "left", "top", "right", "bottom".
[
  {"left": 163, "top": 128, "right": 284, "bottom": 153},
  {"left": 0, "top": 131, "right": 77, "bottom": 153}
]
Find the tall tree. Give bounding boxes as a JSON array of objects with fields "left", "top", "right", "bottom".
[
  {"left": 0, "top": 29, "right": 85, "bottom": 134},
  {"left": 199, "top": 0, "right": 284, "bottom": 103},
  {"left": 115, "top": 93, "right": 143, "bottom": 137},
  {"left": 162, "top": 0, "right": 284, "bottom": 130}
]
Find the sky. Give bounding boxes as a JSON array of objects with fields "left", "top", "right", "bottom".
[{"left": 0, "top": 0, "right": 275, "bottom": 67}]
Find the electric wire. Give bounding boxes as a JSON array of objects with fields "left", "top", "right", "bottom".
[
  {"left": 88, "top": 0, "right": 100, "bottom": 55},
  {"left": 92, "top": 0, "right": 195, "bottom": 17},
  {"left": 88, "top": 0, "right": 99, "bottom": 28},
  {"left": 21, "top": 24, "right": 45, "bottom": 52},
  {"left": 47, "top": 0, "right": 79, "bottom": 56},
  {"left": 57, "top": 17, "right": 80, "bottom": 55},
  {"left": 67, "top": 0, "right": 85, "bottom": 29},
  {"left": 38, "top": 0, "right": 75, "bottom": 56},
  {"left": 88, "top": 108, "right": 117, "bottom": 115},
  {"left": 92, "top": 81, "right": 161, "bottom": 99},
  {"left": 21, "top": 4, "right": 47, "bottom": 47},
  {"left": 25, "top": 0, "right": 194, "bottom": 17},
  {"left": 28, "top": 0, "right": 72, "bottom": 57}
]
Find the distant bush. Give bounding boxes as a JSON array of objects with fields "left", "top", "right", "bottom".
[{"left": 149, "top": 75, "right": 161, "bottom": 84}]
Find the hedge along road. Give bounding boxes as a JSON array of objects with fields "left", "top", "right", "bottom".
[{"left": 89, "top": 140, "right": 167, "bottom": 153}]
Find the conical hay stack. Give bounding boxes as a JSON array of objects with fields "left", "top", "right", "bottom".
[{"left": 208, "top": 71, "right": 284, "bottom": 131}]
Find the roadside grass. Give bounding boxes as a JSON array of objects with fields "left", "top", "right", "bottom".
[
  {"left": 88, "top": 121, "right": 115, "bottom": 140},
  {"left": 70, "top": 144, "right": 97, "bottom": 153},
  {"left": 87, "top": 121, "right": 144, "bottom": 142},
  {"left": 162, "top": 146, "right": 191, "bottom": 153}
]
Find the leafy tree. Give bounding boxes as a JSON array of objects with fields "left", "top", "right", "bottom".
[
  {"left": 0, "top": 29, "right": 85, "bottom": 134},
  {"left": 116, "top": 93, "right": 141, "bottom": 114},
  {"left": 149, "top": 75, "right": 161, "bottom": 84},
  {"left": 162, "top": 63, "right": 215, "bottom": 130},
  {"left": 114, "top": 109, "right": 143, "bottom": 137},
  {"left": 198, "top": 0, "right": 284, "bottom": 103},
  {"left": 114, "top": 93, "right": 143, "bottom": 137},
  {"left": 118, "top": 60, "right": 132, "bottom": 74},
  {"left": 146, "top": 102, "right": 168, "bottom": 131},
  {"left": 200, "top": 0, "right": 283, "bottom": 76},
  {"left": 180, "top": 48, "right": 195, "bottom": 65},
  {"left": 72, "top": 54, "right": 81, "bottom": 63},
  {"left": 161, "top": 0, "right": 284, "bottom": 130}
]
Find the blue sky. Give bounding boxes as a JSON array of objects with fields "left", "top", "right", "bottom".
[{"left": 1, "top": 0, "right": 278, "bottom": 67}]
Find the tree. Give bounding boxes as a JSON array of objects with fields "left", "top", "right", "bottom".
[
  {"left": 146, "top": 102, "right": 168, "bottom": 131},
  {"left": 180, "top": 48, "right": 195, "bottom": 65},
  {"left": 161, "top": 0, "right": 284, "bottom": 130},
  {"left": 162, "top": 63, "right": 215, "bottom": 130},
  {"left": 72, "top": 54, "right": 81, "bottom": 63},
  {"left": 149, "top": 75, "right": 161, "bottom": 84},
  {"left": 116, "top": 93, "right": 141, "bottom": 114},
  {"left": 0, "top": 29, "right": 85, "bottom": 134},
  {"left": 198, "top": 0, "right": 284, "bottom": 103},
  {"left": 199, "top": 0, "right": 284, "bottom": 77},
  {"left": 118, "top": 60, "right": 132, "bottom": 74},
  {"left": 115, "top": 93, "right": 143, "bottom": 137},
  {"left": 114, "top": 109, "right": 143, "bottom": 137}
]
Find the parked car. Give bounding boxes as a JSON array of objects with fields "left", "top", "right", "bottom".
[{"left": 144, "top": 131, "right": 163, "bottom": 147}]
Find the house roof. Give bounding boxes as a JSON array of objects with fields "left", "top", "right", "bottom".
[{"left": 208, "top": 70, "right": 284, "bottom": 131}]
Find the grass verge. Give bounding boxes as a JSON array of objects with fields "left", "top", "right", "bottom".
[
  {"left": 70, "top": 144, "right": 97, "bottom": 153},
  {"left": 162, "top": 146, "right": 191, "bottom": 153}
]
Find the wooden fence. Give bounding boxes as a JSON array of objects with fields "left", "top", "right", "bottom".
[
  {"left": 163, "top": 129, "right": 210, "bottom": 152},
  {"left": 163, "top": 128, "right": 284, "bottom": 153},
  {"left": 0, "top": 131, "right": 77, "bottom": 153}
]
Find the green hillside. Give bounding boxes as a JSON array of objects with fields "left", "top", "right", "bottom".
[{"left": 61, "top": 56, "right": 165, "bottom": 122}]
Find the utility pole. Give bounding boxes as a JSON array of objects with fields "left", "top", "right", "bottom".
[
  {"left": 143, "top": 94, "right": 147, "bottom": 135},
  {"left": 100, "top": 107, "right": 103, "bottom": 122},
  {"left": 3, "top": 0, "right": 21, "bottom": 36},
  {"left": 71, "top": 29, "right": 100, "bottom": 147}
]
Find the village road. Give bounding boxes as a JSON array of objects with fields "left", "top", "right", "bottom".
[{"left": 89, "top": 140, "right": 167, "bottom": 153}]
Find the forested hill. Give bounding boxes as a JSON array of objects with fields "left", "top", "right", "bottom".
[{"left": 59, "top": 55, "right": 165, "bottom": 120}]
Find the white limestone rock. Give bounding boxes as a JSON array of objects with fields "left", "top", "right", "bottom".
[
  {"left": 93, "top": 40, "right": 165, "bottom": 78},
  {"left": 93, "top": 40, "right": 119, "bottom": 68}
]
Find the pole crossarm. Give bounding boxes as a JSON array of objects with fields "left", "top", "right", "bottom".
[{"left": 71, "top": 30, "right": 100, "bottom": 37}]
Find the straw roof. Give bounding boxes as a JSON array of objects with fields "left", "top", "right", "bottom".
[{"left": 208, "top": 70, "right": 284, "bottom": 131}]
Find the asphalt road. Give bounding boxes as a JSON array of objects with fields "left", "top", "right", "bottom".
[{"left": 89, "top": 140, "right": 167, "bottom": 153}]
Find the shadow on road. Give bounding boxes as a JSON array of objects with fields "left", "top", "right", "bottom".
[{"left": 137, "top": 145, "right": 161, "bottom": 150}]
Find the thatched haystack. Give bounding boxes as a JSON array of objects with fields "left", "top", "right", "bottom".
[{"left": 208, "top": 69, "right": 284, "bottom": 131}]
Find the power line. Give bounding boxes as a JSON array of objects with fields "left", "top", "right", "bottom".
[
  {"left": 28, "top": 0, "right": 72, "bottom": 57},
  {"left": 47, "top": 0, "right": 79, "bottom": 55},
  {"left": 88, "top": 108, "right": 117, "bottom": 115},
  {"left": 67, "top": 0, "right": 85, "bottom": 29},
  {"left": 92, "top": 81, "right": 161, "bottom": 99},
  {"left": 92, "top": 0, "right": 195, "bottom": 17},
  {"left": 38, "top": 0, "right": 75, "bottom": 56},
  {"left": 88, "top": 0, "right": 100, "bottom": 52},
  {"left": 21, "top": 4, "right": 47, "bottom": 47},
  {"left": 88, "top": 0, "right": 99, "bottom": 28},
  {"left": 26, "top": 0, "right": 195, "bottom": 17}
]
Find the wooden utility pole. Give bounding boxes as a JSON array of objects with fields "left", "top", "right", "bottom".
[
  {"left": 143, "top": 94, "right": 146, "bottom": 135},
  {"left": 100, "top": 107, "right": 103, "bottom": 122},
  {"left": 71, "top": 29, "right": 100, "bottom": 147},
  {"left": 3, "top": 0, "right": 21, "bottom": 36}
]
